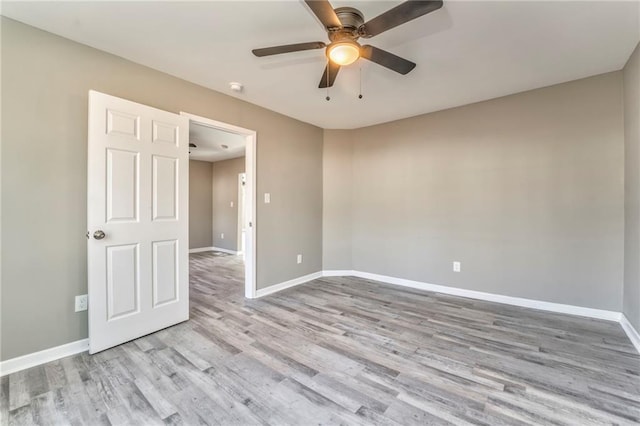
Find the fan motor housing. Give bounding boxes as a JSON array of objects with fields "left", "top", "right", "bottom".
[
  {"left": 334, "top": 7, "right": 364, "bottom": 29},
  {"left": 328, "top": 7, "right": 364, "bottom": 42}
]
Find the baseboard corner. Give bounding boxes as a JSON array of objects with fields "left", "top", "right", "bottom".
[
  {"left": 255, "top": 271, "right": 323, "bottom": 298},
  {"left": 620, "top": 314, "right": 640, "bottom": 354}
]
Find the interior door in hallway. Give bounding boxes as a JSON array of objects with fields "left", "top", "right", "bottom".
[{"left": 87, "top": 90, "right": 189, "bottom": 353}]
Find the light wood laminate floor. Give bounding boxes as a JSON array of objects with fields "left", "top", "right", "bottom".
[{"left": 2, "top": 251, "right": 639, "bottom": 425}]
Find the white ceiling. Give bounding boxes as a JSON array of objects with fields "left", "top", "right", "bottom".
[
  {"left": 2, "top": 1, "right": 639, "bottom": 129},
  {"left": 189, "top": 122, "right": 246, "bottom": 163}
]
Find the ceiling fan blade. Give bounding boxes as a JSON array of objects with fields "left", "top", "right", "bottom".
[
  {"left": 304, "top": 0, "right": 342, "bottom": 29},
  {"left": 359, "top": 0, "right": 443, "bottom": 38},
  {"left": 319, "top": 62, "right": 341, "bottom": 88},
  {"left": 360, "top": 45, "right": 416, "bottom": 75},
  {"left": 252, "top": 41, "right": 326, "bottom": 57}
]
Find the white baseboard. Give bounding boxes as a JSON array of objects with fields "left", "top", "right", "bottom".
[
  {"left": 212, "top": 246, "right": 240, "bottom": 255},
  {"left": 189, "top": 246, "right": 240, "bottom": 255},
  {"left": 0, "top": 339, "right": 89, "bottom": 377},
  {"left": 189, "top": 247, "right": 214, "bottom": 253},
  {"left": 340, "top": 270, "right": 621, "bottom": 322},
  {"left": 256, "top": 271, "right": 323, "bottom": 298},
  {"left": 322, "top": 270, "right": 355, "bottom": 277},
  {"left": 620, "top": 314, "right": 640, "bottom": 354},
  {"left": 322, "top": 270, "right": 640, "bottom": 352}
]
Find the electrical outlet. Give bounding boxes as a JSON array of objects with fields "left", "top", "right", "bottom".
[
  {"left": 75, "top": 294, "right": 88, "bottom": 312},
  {"left": 221, "top": 233, "right": 225, "bottom": 239},
  {"left": 230, "top": 201, "right": 234, "bottom": 208},
  {"left": 264, "top": 193, "right": 271, "bottom": 204},
  {"left": 453, "top": 261, "right": 461, "bottom": 272},
  {"left": 297, "top": 254, "right": 303, "bottom": 264}
]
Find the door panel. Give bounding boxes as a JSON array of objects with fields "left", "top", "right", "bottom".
[
  {"left": 88, "top": 90, "right": 189, "bottom": 354},
  {"left": 152, "top": 240, "right": 179, "bottom": 307},
  {"left": 107, "top": 109, "right": 140, "bottom": 139},
  {"left": 106, "top": 244, "right": 140, "bottom": 320},
  {"left": 106, "top": 149, "right": 139, "bottom": 223},
  {"left": 152, "top": 120, "right": 179, "bottom": 146},
  {"left": 152, "top": 155, "right": 178, "bottom": 221}
]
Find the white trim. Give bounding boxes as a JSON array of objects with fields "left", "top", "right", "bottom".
[
  {"left": 257, "top": 269, "right": 628, "bottom": 339},
  {"left": 0, "top": 339, "right": 89, "bottom": 377},
  {"left": 322, "top": 270, "right": 638, "bottom": 352},
  {"left": 255, "top": 271, "right": 323, "bottom": 298},
  {"left": 342, "top": 271, "right": 622, "bottom": 322},
  {"left": 211, "top": 246, "right": 240, "bottom": 255},
  {"left": 180, "top": 112, "right": 257, "bottom": 299},
  {"left": 244, "top": 128, "right": 257, "bottom": 298},
  {"left": 189, "top": 247, "right": 241, "bottom": 255},
  {"left": 189, "top": 247, "right": 215, "bottom": 253},
  {"left": 322, "top": 270, "right": 356, "bottom": 277},
  {"left": 620, "top": 314, "right": 640, "bottom": 354}
]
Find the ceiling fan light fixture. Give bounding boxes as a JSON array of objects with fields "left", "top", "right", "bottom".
[{"left": 327, "top": 41, "right": 360, "bottom": 66}]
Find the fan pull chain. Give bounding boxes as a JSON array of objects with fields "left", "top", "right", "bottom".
[
  {"left": 326, "top": 60, "right": 331, "bottom": 101},
  {"left": 358, "top": 65, "right": 363, "bottom": 99}
]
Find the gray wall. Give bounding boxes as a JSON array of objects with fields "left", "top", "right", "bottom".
[
  {"left": 324, "top": 72, "right": 625, "bottom": 311},
  {"left": 0, "top": 18, "right": 323, "bottom": 361},
  {"left": 624, "top": 42, "right": 640, "bottom": 330},
  {"left": 212, "top": 156, "right": 245, "bottom": 252},
  {"left": 189, "top": 160, "right": 213, "bottom": 249},
  {"left": 323, "top": 130, "right": 353, "bottom": 270}
]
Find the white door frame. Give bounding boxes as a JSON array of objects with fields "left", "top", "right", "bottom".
[
  {"left": 237, "top": 172, "right": 247, "bottom": 256},
  {"left": 180, "top": 112, "right": 257, "bottom": 299}
]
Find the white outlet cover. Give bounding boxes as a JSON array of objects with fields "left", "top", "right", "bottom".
[
  {"left": 297, "top": 254, "right": 302, "bottom": 264},
  {"left": 75, "top": 294, "right": 88, "bottom": 312},
  {"left": 264, "top": 193, "right": 271, "bottom": 204},
  {"left": 453, "top": 261, "right": 461, "bottom": 272},
  {"left": 221, "top": 233, "right": 224, "bottom": 239},
  {"left": 230, "top": 201, "right": 234, "bottom": 207}
]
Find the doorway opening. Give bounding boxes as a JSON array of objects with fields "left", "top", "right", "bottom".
[{"left": 181, "top": 112, "right": 257, "bottom": 298}]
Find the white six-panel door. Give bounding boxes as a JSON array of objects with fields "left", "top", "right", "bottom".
[{"left": 88, "top": 91, "right": 189, "bottom": 354}]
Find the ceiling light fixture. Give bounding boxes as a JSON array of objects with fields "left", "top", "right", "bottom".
[{"left": 327, "top": 41, "right": 360, "bottom": 66}]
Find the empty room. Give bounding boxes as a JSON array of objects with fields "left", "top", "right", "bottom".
[{"left": 1, "top": 0, "right": 639, "bottom": 425}]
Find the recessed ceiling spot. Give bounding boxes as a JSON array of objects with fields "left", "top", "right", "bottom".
[{"left": 221, "top": 144, "right": 229, "bottom": 149}]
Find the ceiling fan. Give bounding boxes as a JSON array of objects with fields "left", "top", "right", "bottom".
[{"left": 252, "top": 0, "right": 443, "bottom": 88}]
